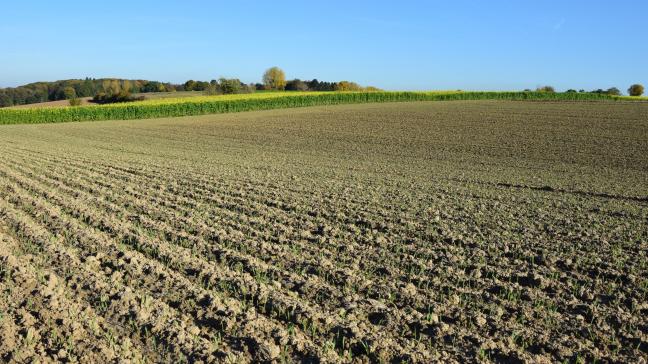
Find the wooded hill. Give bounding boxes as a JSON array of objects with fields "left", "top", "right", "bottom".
[{"left": 0, "top": 78, "right": 176, "bottom": 107}]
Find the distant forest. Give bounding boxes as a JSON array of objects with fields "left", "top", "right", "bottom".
[
  {"left": 0, "top": 78, "right": 179, "bottom": 107},
  {"left": 0, "top": 77, "right": 371, "bottom": 107}
]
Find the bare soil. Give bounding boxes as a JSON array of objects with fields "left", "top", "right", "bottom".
[
  {"left": 6, "top": 97, "right": 94, "bottom": 109},
  {"left": 0, "top": 101, "right": 646, "bottom": 363}
]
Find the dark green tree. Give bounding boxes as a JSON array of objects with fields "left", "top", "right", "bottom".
[
  {"left": 606, "top": 87, "right": 621, "bottom": 96},
  {"left": 218, "top": 78, "right": 242, "bottom": 94},
  {"left": 628, "top": 84, "right": 644, "bottom": 96},
  {"left": 285, "top": 79, "right": 308, "bottom": 91},
  {"left": 183, "top": 80, "right": 197, "bottom": 91},
  {"left": 63, "top": 87, "right": 77, "bottom": 100}
]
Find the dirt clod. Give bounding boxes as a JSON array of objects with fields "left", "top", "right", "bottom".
[{"left": 0, "top": 101, "right": 646, "bottom": 363}]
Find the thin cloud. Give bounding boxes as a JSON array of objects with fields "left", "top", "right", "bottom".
[{"left": 553, "top": 18, "right": 566, "bottom": 31}]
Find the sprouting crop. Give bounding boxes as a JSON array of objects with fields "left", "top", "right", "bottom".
[{"left": 0, "top": 101, "right": 646, "bottom": 363}]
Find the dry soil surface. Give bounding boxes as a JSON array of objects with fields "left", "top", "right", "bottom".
[{"left": 0, "top": 101, "right": 646, "bottom": 363}]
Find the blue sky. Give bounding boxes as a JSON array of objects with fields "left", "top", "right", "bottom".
[{"left": 1, "top": 0, "right": 646, "bottom": 91}]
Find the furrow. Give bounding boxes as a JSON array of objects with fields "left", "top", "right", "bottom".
[
  {"left": 0, "top": 229, "right": 149, "bottom": 363},
  {"left": 0, "top": 198, "right": 225, "bottom": 362},
  {"left": 0, "top": 171, "right": 329, "bottom": 361},
  {"left": 0, "top": 153, "right": 430, "bottom": 360},
  {"left": 5, "top": 149, "right": 439, "bottom": 309}
]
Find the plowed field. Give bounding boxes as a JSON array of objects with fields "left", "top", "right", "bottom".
[{"left": 0, "top": 101, "right": 647, "bottom": 363}]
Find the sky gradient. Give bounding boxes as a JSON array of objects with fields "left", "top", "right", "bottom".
[{"left": 1, "top": 0, "right": 646, "bottom": 91}]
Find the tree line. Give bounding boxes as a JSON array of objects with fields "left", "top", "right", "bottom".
[
  {"left": 4, "top": 66, "right": 641, "bottom": 108},
  {"left": 532, "top": 84, "right": 644, "bottom": 96},
  {"left": 185, "top": 67, "right": 381, "bottom": 93},
  {"left": 0, "top": 78, "right": 177, "bottom": 107},
  {"left": 0, "top": 67, "right": 383, "bottom": 107}
]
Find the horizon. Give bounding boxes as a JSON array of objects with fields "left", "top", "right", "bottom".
[
  {"left": 1, "top": 0, "right": 647, "bottom": 91},
  {"left": 1, "top": 1, "right": 647, "bottom": 362}
]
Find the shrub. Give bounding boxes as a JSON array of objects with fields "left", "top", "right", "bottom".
[
  {"left": 335, "top": 81, "right": 363, "bottom": 91},
  {"left": 92, "top": 91, "right": 144, "bottom": 104},
  {"left": 183, "top": 80, "right": 197, "bottom": 91},
  {"left": 202, "top": 79, "right": 253, "bottom": 95},
  {"left": 203, "top": 84, "right": 220, "bottom": 96},
  {"left": 219, "top": 78, "right": 243, "bottom": 94},
  {"left": 536, "top": 86, "right": 555, "bottom": 93},
  {"left": 606, "top": 87, "right": 621, "bottom": 96},
  {"left": 68, "top": 97, "right": 82, "bottom": 106},
  {"left": 628, "top": 84, "right": 644, "bottom": 97},
  {"left": 285, "top": 79, "right": 308, "bottom": 91},
  {"left": 63, "top": 87, "right": 77, "bottom": 100},
  {"left": 0, "top": 91, "right": 13, "bottom": 107},
  {"left": 240, "top": 83, "right": 256, "bottom": 94}
]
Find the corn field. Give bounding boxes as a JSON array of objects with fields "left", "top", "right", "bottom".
[{"left": 0, "top": 91, "right": 618, "bottom": 125}]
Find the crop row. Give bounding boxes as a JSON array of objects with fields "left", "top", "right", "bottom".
[
  {"left": 2, "top": 143, "right": 645, "bottom": 362},
  {"left": 0, "top": 152, "right": 435, "bottom": 361},
  {"left": 1, "top": 101, "right": 646, "bottom": 362}
]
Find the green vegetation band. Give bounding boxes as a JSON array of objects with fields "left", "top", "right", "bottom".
[{"left": 0, "top": 91, "right": 617, "bottom": 125}]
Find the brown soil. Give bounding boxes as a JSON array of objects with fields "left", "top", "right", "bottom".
[{"left": 0, "top": 101, "right": 646, "bottom": 362}]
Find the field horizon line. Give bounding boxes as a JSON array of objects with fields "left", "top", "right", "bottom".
[{"left": 1, "top": 90, "right": 645, "bottom": 125}]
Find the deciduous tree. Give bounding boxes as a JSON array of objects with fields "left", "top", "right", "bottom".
[
  {"left": 63, "top": 87, "right": 77, "bottom": 100},
  {"left": 628, "top": 84, "right": 644, "bottom": 96},
  {"left": 335, "top": 81, "right": 363, "bottom": 91},
  {"left": 263, "top": 67, "right": 286, "bottom": 90},
  {"left": 606, "top": 87, "right": 621, "bottom": 96},
  {"left": 285, "top": 79, "right": 308, "bottom": 91}
]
